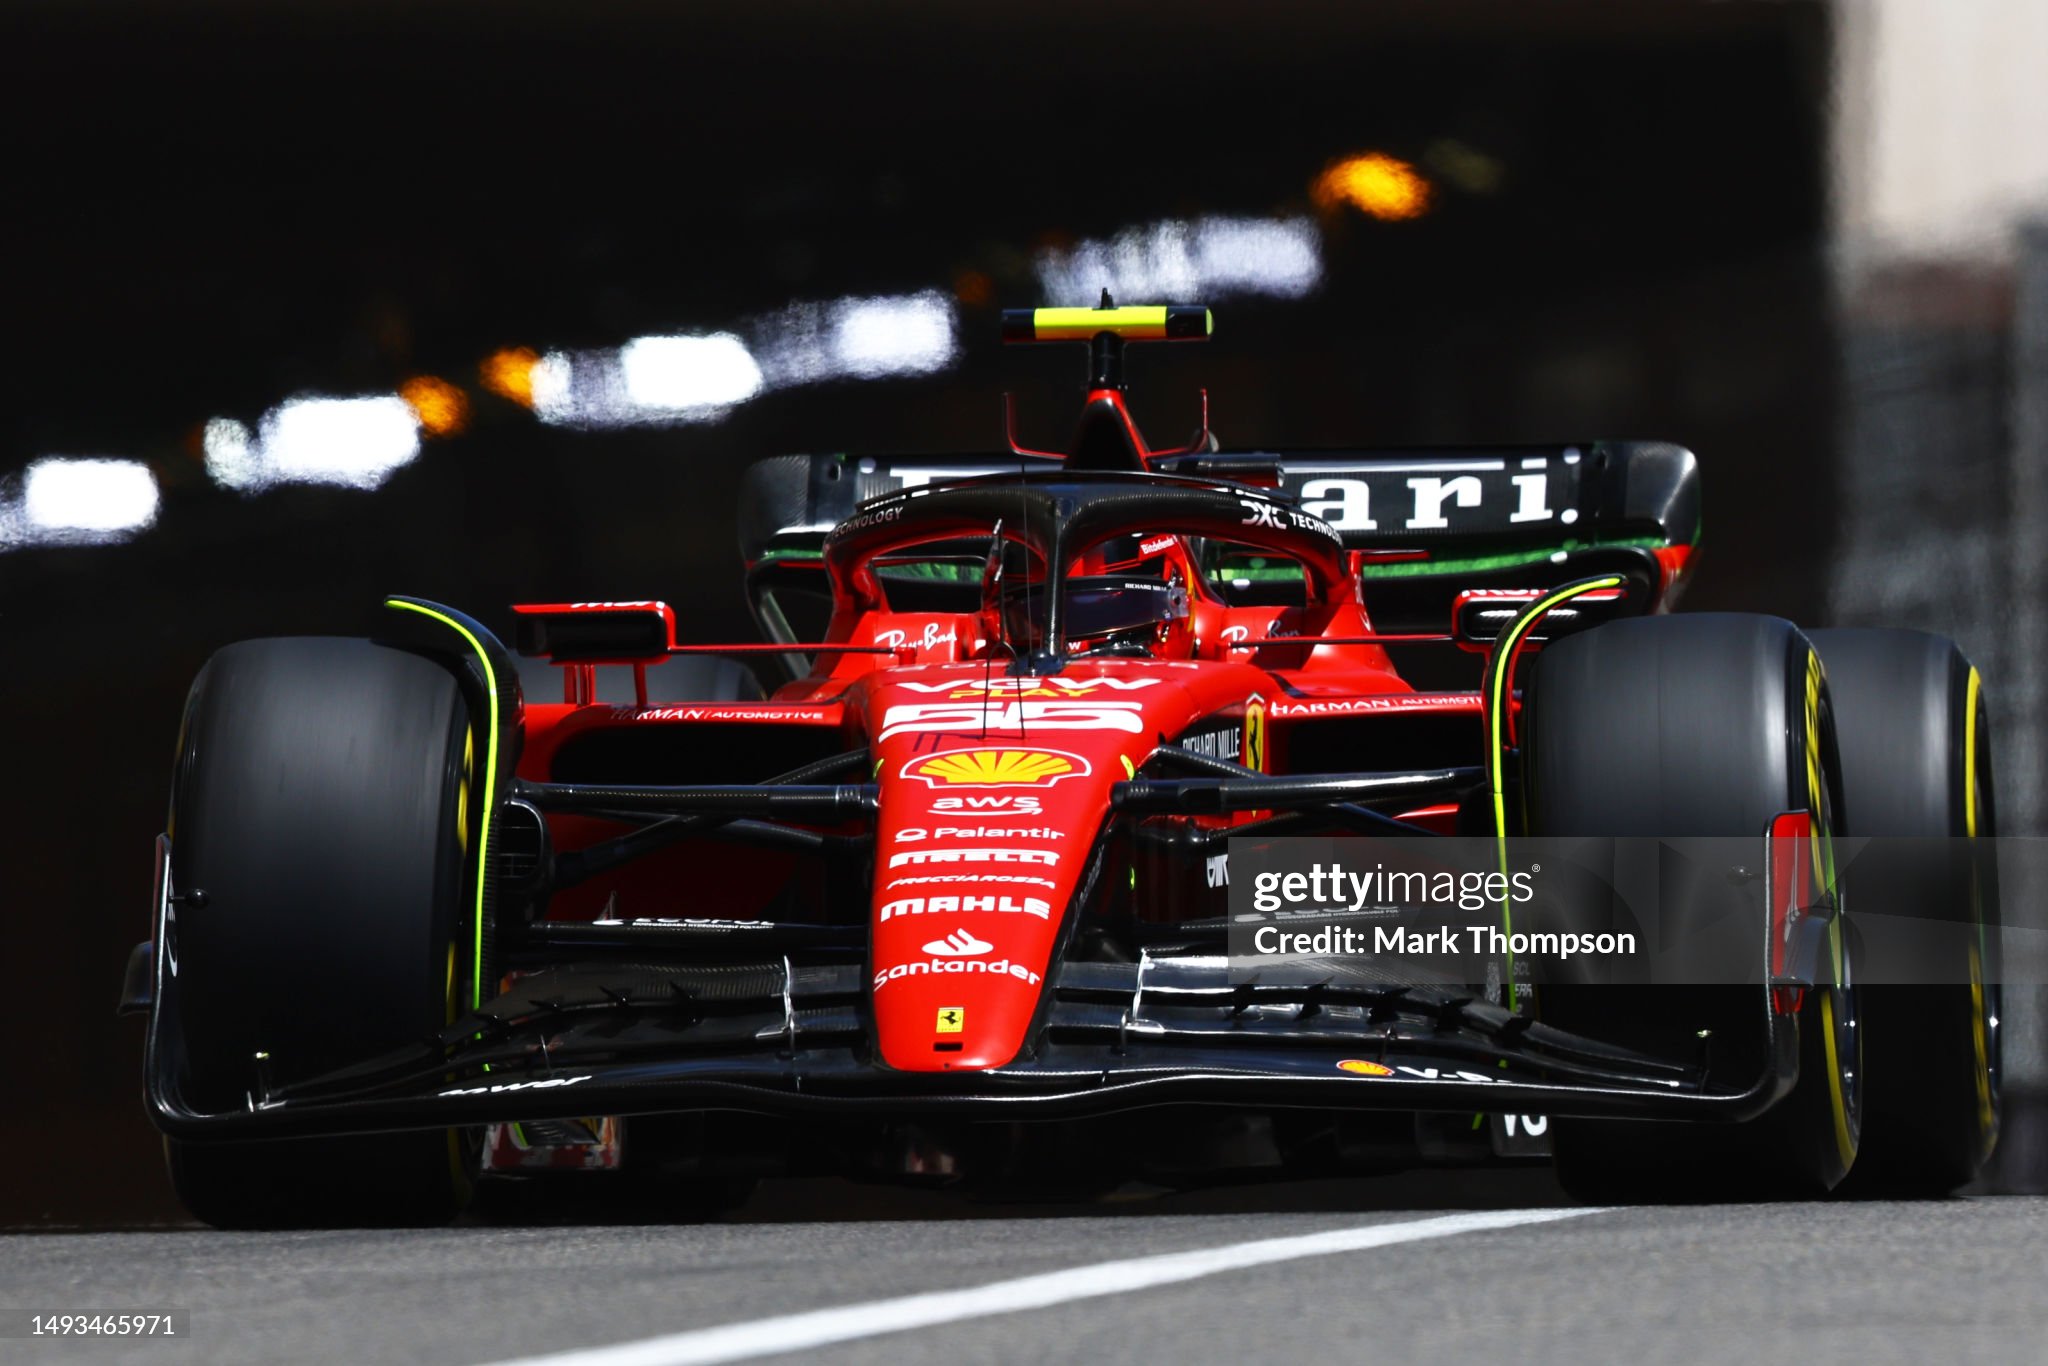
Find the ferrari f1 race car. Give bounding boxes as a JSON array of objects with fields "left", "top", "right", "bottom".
[{"left": 126, "top": 302, "right": 2002, "bottom": 1224}]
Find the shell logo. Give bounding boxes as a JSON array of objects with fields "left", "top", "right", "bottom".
[
  {"left": 1336, "top": 1059, "right": 1395, "bottom": 1077},
  {"left": 902, "top": 748, "right": 1093, "bottom": 789}
]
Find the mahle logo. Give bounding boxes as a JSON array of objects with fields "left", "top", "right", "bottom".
[{"left": 902, "top": 748, "right": 1092, "bottom": 789}]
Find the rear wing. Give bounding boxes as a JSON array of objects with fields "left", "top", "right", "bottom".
[
  {"left": 737, "top": 443, "right": 1699, "bottom": 648},
  {"left": 1162, "top": 444, "right": 1696, "bottom": 561},
  {"left": 1164, "top": 443, "right": 1699, "bottom": 632}
]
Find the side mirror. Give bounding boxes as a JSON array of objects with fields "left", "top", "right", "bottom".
[{"left": 511, "top": 600, "right": 676, "bottom": 663}]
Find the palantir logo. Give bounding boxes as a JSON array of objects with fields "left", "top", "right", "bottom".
[{"left": 922, "top": 929, "right": 994, "bottom": 957}]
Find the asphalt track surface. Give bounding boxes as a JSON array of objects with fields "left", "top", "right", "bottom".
[{"left": 7, "top": 1174, "right": 2045, "bottom": 1366}]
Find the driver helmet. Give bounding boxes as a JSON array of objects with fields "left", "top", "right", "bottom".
[{"left": 1002, "top": 572, "right": 1190, "bottom": 657}]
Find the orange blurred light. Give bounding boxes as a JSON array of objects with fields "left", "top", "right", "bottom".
[
  {"left": 1312, "top": 153, "right": 1432, "bottom": 221},
  {"left": 400, "top": 375, "right": 470, "bottom": 438},
  {"left": 479, "top": 346, "right": 542, "bottom": 409}
]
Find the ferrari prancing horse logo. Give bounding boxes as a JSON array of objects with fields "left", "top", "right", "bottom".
[{"left": 936, "top": 1007, "right": 965, "bottom": 1034}]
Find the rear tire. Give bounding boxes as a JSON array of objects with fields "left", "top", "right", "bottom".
[
  {"left": 1810, "top": 628, "right": 2000, "bottom": 1196},
  {"left": 1527, "top": 614, "right": 1861, "bottom": 1202},
  {"left": 163, "top": 637, "right": 478, "bottom": 1227}
]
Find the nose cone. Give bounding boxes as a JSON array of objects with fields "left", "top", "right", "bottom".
[
  {"left": 872, "top": 920, "right": 1057, "bottom": 1070},
  {"left": 869, "top": 744, "right": 1103, "bottom": 1071},
  {"left": 863, "top": 665, "right": 1202, "bottom": 1071}
]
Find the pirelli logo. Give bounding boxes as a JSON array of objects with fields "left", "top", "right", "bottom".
[{"left": 888, "top": 848, "right": 1059, "bottom": 869}]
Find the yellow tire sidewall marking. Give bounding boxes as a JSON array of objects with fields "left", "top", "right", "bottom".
[
  {"left": 1964, "top": 667, "right": 1995, "bottom": 1143},
  {"left": 456, "top": 727, "right": 474, "bottom": 855},
  {"left": 1806, "top": 649, "right": 1856, "bottom": 1168}
]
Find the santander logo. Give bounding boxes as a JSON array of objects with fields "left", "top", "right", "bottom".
[{"left": 922, "top": 929, "right": 994, "bottom": 957}]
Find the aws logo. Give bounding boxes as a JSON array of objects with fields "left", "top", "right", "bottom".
[
  {"left": 901, "top": 748, "right": 1092, "bottom": 789},
  {"left": 932, "top": 794, "right": 1041, "bottom": 813}
]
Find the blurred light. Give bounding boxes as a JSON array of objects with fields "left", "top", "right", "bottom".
[
  {"left": 480, "top": 347, "right": 542, "bottom": 409},
  {"left": 754, "top": 291, "right": 960, "bottom": 388},
  {"left": 1, "top": 457, "right": 161, "bottom": 547},
  {"left": 824, "top": 293, "right": 957, "bottom": 379},
  {"left": 529, "top": 352, "right": 573, "bottom": 418},
  {"left": 526, "top": 351, "right": 634, "bottom": 429},
  {"left": 205, "top": 396, "right": 422, "bottom": 493},
  {"left": 400, "top": 375, "right": 470, "bottom": 438},
  {"left": 202, "top": 418, "right": 261, "bottom": 491},
  {"left": 1312, "top": 152, "right": 1432, "bottom": 221},
  {"left": 1180, "top": 219, "right": 1326, "bottom": 299},
  {"left": 1033, "top": 217, "right": 1323, "bottom": 306},
  {"left": 520, "top": 296, "right": 960, "bottom": 431},
  {"left": 261, "top": 397, "right": 420, "bottom": 489},
  {"left": 620, "top": 333, "right": 764, "bottom": 412},
  {"left": 530, "top": 338, "right": 761, "bottom": 431}
]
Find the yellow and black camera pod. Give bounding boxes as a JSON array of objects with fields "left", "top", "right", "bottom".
[{"left": 1001, "top": 294, "right": 1212, "bottom": 392}]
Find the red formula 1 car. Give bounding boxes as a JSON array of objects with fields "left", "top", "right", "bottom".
[{"left": 126, "top": 304, "right": 2001, "bottom": 1224}]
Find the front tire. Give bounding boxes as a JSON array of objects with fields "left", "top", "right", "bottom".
[
  {"left": 1526, "top": 614, "right": 1861, "bottom": 1202},
  {"left": 162, "top": 637, "right": 478, "bottom": 1227}
]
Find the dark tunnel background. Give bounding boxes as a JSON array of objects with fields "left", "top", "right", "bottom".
[{"left": 0, "top": 1, "right": 1876, "bottom": 1221}]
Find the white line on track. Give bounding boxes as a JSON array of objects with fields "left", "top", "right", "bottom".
[{"left": 477, "top": 1206, "right": 1602, "bottom": 1366}]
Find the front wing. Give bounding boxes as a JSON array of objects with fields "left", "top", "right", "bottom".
[{"left": 142, "top": 918, "right": 1799, "bottom": 1142}]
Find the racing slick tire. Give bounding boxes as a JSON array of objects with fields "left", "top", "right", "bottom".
[
  {"left": 1808, "top": 628, "right": 2000, "bottom": 1196},
  {"left": 1526, "top": 614, "right": 1862, "bottom": 1202},
  {"left": 162, "top": 637, "right": 478, "bottom": 1228}
]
